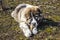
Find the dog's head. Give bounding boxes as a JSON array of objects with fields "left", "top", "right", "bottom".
[{"left": 25, "top": 6, "right": 42, "bottom": 30}]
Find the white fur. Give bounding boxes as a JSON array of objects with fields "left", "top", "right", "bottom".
[
  {"left": 11, "top": 4, "right": 38, "bottom": 37},
  {"left": 19, "top": 22, "right": 31, "bottom": 37},
  {"left": 32, "top": 27, "right": 38, "bottom": 34}
]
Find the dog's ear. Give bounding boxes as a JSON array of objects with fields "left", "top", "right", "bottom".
[
  {"left": 25, "top": 8, "right": 31, "bottom": 20},
  {"left": 34, "top": 7, "right": 42, "bottom": 16}
]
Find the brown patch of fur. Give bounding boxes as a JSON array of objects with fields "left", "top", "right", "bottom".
[
  {"left": 25, "top": 6, "right": 39, "bottom": 19},
  {"left": 25, "top": 8, "right": 31, "bottom": 19},
  {"left": 25, "top": 6, "right": 39, "bottom": 30}
]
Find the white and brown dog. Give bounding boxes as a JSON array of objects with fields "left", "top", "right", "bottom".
[{"left": 11, "top": 4, "right": 42, "bottom": 37}]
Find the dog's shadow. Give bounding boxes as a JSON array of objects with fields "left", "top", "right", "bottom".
[{"left": 37, "top": 18, "right": 60, "bottom": 30}]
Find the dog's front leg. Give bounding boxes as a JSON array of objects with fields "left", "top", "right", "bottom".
[{"left": 19, "top": 22, "right": 32, "bottom": 37}]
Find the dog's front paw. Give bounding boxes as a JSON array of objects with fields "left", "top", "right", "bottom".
[
  {"left": 32, "top": 27, "right": 38, "bottom": 34},
  {"left": 24, "top": 29, "right": 32, "bottom": 37}
]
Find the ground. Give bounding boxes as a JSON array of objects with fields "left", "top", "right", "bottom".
[{"left": 0, "top": 0, "right": 60, "bottom": 40}]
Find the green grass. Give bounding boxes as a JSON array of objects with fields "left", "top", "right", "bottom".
[{"left": 0, "top": 0, "right": 60, "bottom": 40}]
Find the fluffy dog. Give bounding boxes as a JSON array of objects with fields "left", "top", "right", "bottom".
[{"left": 11, "top": 4, "right": 42, "bottom": 37}]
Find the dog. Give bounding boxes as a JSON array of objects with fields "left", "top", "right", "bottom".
[{"left": 11, "top": 4, "right": 42, "bottom": 37}]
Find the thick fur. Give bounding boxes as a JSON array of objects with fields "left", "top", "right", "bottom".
[{"left": 11, "top": 4, "right": 41, "bottom": 37}]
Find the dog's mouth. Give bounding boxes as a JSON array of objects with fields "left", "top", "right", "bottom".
[{"left": 26, "top": 18, "right": 38, "bottom": 31}]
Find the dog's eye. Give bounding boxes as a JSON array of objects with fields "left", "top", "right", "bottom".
[{"left": 34, "top": 16, "right": 38, "bottom": 19}]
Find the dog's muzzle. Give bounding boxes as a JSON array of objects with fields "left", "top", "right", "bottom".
[{"left": 27, "top": 17, "right": 38, "bottom": 31}]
